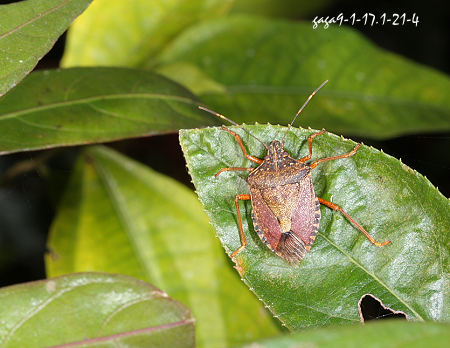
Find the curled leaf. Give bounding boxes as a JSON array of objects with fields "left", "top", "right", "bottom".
[{"left": 0, "top": 272, "right": 194, "bottom": 347}]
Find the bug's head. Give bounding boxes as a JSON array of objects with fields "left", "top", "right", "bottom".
[{"left": 266, "top": 140, "right": 289, "bottom": 162}]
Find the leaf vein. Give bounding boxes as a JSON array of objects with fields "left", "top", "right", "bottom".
[{"left": 319, "top": 233, "right": 424, "bottom": 320}]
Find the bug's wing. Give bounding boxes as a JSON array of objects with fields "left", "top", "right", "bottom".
[
  {"left": 250, "top": 188, "right": 283, "bottom": 252},
  {"left": 291, "top": 175, "right": 321, "bottom": 249},
  {"left": 275, "top": 230, "right": 308, "bottom": 263}
]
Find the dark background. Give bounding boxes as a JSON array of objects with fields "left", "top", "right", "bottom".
[{"left": 0, "top": 0, "right": 448, "bottom": 290}]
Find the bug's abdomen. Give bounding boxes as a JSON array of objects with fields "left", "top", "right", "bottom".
[{"left": 250, "top": 175, "right": 320, "bottom": 262}]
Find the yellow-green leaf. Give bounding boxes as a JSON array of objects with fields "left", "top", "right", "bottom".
[{"left": 61, "top": 0, "right": 233, "bottom": 68}]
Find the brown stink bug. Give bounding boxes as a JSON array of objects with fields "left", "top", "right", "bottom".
[{"left": 199, "top": 81, "right": 391, "bottom": 263}]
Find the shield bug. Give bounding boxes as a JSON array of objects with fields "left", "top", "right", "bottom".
[{"left": 199, "top": 81, "right": 390, "bottom": 263}]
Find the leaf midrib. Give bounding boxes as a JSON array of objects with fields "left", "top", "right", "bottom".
[
  {"left": 91, "top": 154, "right": 158, "bottom": 287},
  {"left": 57, "top": 319, "right": 194, "bottom": 347},
  {"left": 0, "top": 0, "right": 73, "bottom": 40},
  {"left": 203, "top": 85, "right": 449, "bottom": 112},
  {"left": 0, "top": 93, "right": 198, "bottom": 121}
]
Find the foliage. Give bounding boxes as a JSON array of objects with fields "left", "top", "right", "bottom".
[{"left": 0, "top": 0, "right": 448, "bottom": 347}]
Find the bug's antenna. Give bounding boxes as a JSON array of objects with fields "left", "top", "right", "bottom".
[
  {"left": 199, "top": 106, "right": 269, "bottom": 149},
  {"left": 281, "top": 80, "right": 329, "bottom": 146}
]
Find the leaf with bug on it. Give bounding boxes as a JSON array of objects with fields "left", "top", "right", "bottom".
[{"left": 180, "top": 84, "right": 448, "bottom": 328}]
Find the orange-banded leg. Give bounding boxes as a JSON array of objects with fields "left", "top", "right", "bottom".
[
  {"left": 310, "top": 143, "right": 361, "bottom": 169},
  {"left": 310, "top": 143, "right": 390, "bottom": 246},
  {"left": 215, "top": 126, "right": 260, "bottom": 176},
  {"left": 298, "top": 127, "right": 361, "bottom": 168},
  {"left": 215, "top": 167, "right": 254, "bottom": 177},
  {"left": 318, "top": 197, "right": 391, "bottom": 247},
  {"left": 299, "top": 129, "right": 326, "bottom": 162},
  {"left": 221, "top": 126, "right": 263, "bottom": 164},
  {"left": 214, "top": 167, "right": 255, "bottom": 257},
  {"left": 214, "top": 126, "right": 259, "bottom": 257},
  {"left": 231, "top": 194, "right": 252, "bottom": 258}
]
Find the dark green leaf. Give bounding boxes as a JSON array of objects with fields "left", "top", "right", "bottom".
[
  {"left": 0, "top": 272, "right": 194, "bottom": 348},
  {"left": 239, "top": 321, "right": 450, "bottom": 348},
  {"left": 46, "top": 146, "right": 281, "bottom": 348},
  {"left": 0, "top": 0, "right": 92, "bottom": 96},
  {"left": 0, "top": 67, "right": 217, "bottom": 154},
  {"left": 230, "top": 0, "right": 332, "bottom": 19},
  {"left": 180, "top": 125, "right": 449, "bottom": 329},
  {"left": 157, "top": 16, "right": 450, "bottom": 138},
  {"left": 61, "top": 0, "right": 233, "bottom": 68}
]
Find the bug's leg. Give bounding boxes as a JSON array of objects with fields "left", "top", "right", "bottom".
[
  {"left": 221, "top": 126, "right": 263, "bottom": 164},
  {"left": 298, "top": 129, "right": 326, "bottom": 163},
  {"left": 310, "top": 143, "right": 361, "bottom": 169},
  {"left": 318, "top": 197, "right": 391, "bottom": 246},
  {"left": 216, "top": 167, "right": 254, "bottom": 177},
  {"left": 231, "top": 194, "right": 252, "bottom": 258}
]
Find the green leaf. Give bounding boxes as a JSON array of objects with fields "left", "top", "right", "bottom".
[
  {"left": 179, "top": 125, "right": 449, "bottom": 330},
  {"left": 0, "top": 272, "right": 194, "bottom": 348},
  {"left": 239, "top": 321, "right": 450, "bottom": 348},
  {"left": 46, "top": 146, "right": 281, "bottom": 348},
  {"left": 61, "top": 0, "right": 233, "bottom": 68},
  {"left": 0, "top": 67, "right": 217, "bottom": 154},
  {"left": 157, "top": 16, "right": 450, "bottom": 139},
  {"left": 0, "top": 0, "right": 92, "bottom": 97}
]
